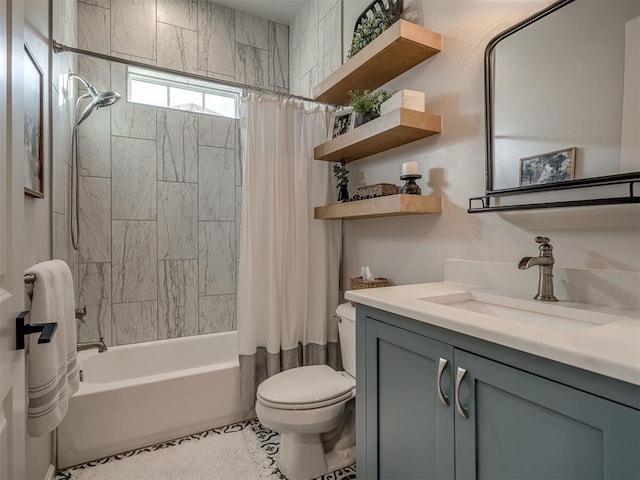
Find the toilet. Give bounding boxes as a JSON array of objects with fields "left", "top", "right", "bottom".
[{"left": 255, "top": 302, "right": 356, "bottom": 480}]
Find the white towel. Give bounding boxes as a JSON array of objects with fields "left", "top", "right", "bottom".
[{"left": 25, "top": 260, "right": 79, "bottom": 437}]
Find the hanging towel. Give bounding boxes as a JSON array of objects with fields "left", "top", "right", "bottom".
[{"left": 25, "top": 260, "right": 79, "bottom": 437}]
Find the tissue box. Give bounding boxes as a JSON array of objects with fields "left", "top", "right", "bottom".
[
  {"left": 380, "top": 90, "right": 426, "bottom": 116},
  {"left": 349, "top": 276, "right": 390, "bottom": 306}
]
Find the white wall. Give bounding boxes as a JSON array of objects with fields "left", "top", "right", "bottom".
[{"left": 340, "top": 1, "right": 640, "bottom": 298}]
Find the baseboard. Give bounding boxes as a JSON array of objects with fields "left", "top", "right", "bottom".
[{"left": 44, "top": 463, "right": 56, "bottom": 480}]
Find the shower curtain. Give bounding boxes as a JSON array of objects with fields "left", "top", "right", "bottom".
[{"left": 237, "top": 94, "right": 341, "bottom": 412}]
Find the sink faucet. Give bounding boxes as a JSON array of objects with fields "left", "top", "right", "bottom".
[
  {"left": 77, "top": 338, "right": 108, "bottom": 353},
  {"left": 518, "top": 236, "right": 558, "bottom": 302}
]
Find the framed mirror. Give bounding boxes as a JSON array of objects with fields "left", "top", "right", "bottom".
[{"left": 473, "top": 0, "right": 640, "bottom": 212}]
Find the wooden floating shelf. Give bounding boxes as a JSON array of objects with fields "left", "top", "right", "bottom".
[
  {"left": 314, "top": 108, "right": 441, "bottom": 163},
  {"left": 314, "top": 194, "right": 442, "bottom": 220},
  {"left": 313, "top": 20, "right": 442, "bottom": 106}
]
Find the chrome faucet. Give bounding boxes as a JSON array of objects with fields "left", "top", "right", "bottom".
[
  {"left": 518, "top": 236, "right": 558, "bottom": 302},
  {"left": 77, "top": 338, "right": 108, "bottom": 353},
  {"left": 75, "top": 305, "right": 107, "bottom": 352}
]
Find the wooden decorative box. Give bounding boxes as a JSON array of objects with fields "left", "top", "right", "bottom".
[
  {"left": 356, "top": 183, "right": 400, "bottom": 197},
  {"left": 380, "top": 89, "right": 426, "bottom": 116}
]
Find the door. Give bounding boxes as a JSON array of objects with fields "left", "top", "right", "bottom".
[
  {"left": 361, "top": 317, "right": 455, "bottom": 480},
  {"left": 454, "top": 349, "right": 640, "bottom": 480},
  {"left": 0, "top": 0, "right": 27, "bottom": 477}
]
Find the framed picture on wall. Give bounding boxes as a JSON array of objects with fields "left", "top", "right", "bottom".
[
  {"left": 519, "top": 147, "right": 576, "bottom": 186},
  {"left": 23, "top": 43, "right": 44, "bottom": 198},
  {"left": 329, "top": 108, "right": 354, "bottom": 140}
]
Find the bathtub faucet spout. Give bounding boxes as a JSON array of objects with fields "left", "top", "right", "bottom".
[{"left": 77, "top": 337, "right": 108, "bottom": 353}]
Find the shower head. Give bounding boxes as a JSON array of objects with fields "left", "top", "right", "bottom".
[
  {"left": 94, "top": 90, "right": 121, "bottom": 108},
  {"left": 76, "top": 90, "right": 122, "bottom": 126},
  {"left": 68, "top": 72, "right": 121, "bottom": 126}
]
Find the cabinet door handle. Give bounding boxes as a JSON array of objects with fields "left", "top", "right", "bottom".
[
  {"left": 436, "top": 357, "right": 449, "bottom": 407},
  {"left": 455, "top": 367, "right": 469, "bottom": 419}
]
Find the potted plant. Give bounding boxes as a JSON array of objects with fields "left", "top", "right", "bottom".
[
  {"left": 333, "top": 161, "right": 350, "bottom": 202},
  {"left": 349, "top": 89, "right": 395, "bottom": 127},
  {"left": 347, "top": 9, "right": 397, "bottom": 58}
]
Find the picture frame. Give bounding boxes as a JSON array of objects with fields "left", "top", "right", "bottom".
[
  {"left": 519, "top": 147, "right": 576, "bottom": 186},
  {"left": 329, "top": 108, "right": 354, "bottom": 140},
  {"left": 23, "top": 43, "right": 44, "bottom": 198}
]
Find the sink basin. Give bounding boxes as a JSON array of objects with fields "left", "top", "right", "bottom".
[{"left": 419, "top": 291, "right": 620, "bottom": 333}]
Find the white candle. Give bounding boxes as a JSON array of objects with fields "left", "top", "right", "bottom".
[{"left": 402, "top": 161, "right": 419, "bottom": 176}]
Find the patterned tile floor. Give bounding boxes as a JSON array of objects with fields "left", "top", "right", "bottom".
[{"left": 56, "top": 418, "right": 357, "bottom": 480}]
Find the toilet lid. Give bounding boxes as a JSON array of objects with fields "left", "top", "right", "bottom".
[{"left": 257, "top": 365, "right": 355, "bottom": 409}]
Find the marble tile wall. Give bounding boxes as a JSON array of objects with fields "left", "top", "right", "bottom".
[
  {"left": 76, "top": 103, "right": 241, "bottom": 344},
  {"left": 75, "top": 0, "right": 283, "bottom": 345},
  {"left": 78, "top": 0, "right": 288, "bottom": 89},
  {"left": 52, "top": 0, "right": 79, "bottom": 310},
  {"left": 289, "top": 0, "right": 342, "bottom": 97}
]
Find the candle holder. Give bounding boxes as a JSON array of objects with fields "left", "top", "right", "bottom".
[{"left": 400, "top": 174, "right": 422, "bottom": 195}]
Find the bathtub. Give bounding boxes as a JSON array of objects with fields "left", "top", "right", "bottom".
[{"left": 58, "top": 331, "right": 251, "bottom": 468}]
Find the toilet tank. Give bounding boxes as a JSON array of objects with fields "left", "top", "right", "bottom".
[{"left": 336, "top": 302, "right": 356, "bottom": 378}]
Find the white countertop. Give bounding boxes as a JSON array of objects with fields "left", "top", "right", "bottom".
[{"left": 345, "top": 282, "right": 640, "bottom": 386}]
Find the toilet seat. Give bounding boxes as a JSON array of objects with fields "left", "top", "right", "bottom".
[{"left": 257, "top": 365, "right": 355, "bottom": 410}]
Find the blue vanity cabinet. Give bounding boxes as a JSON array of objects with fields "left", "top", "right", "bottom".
[
  {"left": 356, "top": 306, "right": 640, "bottom": 480},
  {"left": 454, "top": 349, "right": 640, "bottom": 480},
  {"left": 359, "top": 317, "right": 455, "bottom": 479}
]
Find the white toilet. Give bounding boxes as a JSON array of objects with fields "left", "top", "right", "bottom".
[{"left": 255, "top": 302, "right": 356, "bottom": 480}]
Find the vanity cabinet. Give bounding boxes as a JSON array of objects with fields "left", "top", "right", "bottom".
[
  {"left": 357, "top": 309, "right": 640, "bottom": 480},
  {"left": 363, "top": 319, "right": 454, "bottom": 479}
]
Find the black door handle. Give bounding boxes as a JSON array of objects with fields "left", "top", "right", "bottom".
[{"left": 16, "top": 311, "right": 58, "bottom": 350}]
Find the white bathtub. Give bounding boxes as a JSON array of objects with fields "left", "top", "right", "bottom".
[{"left": 58, "top": 332, "right": 251, "bottom": 468}]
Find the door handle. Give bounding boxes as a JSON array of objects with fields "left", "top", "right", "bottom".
[
  {"left": 436, "top": 357, "right": 449, "bottom": 407},
  {"left": 15, "top": 311, "right": 58, "bottom": 350},
  {"left": 455, "top": 367, "right": 469, "bottom": 419}
]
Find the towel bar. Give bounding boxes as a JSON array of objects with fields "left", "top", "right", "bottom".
[
  {"left": 25, "top": 274, "right": 87, "bottom": 320},
  {"left": 15, "top": 311, "right": 58, "bottom": 350}
]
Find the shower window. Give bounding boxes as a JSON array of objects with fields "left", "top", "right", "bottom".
[{"left": 127, "top": 66, "right": 241, "bottom": 119}]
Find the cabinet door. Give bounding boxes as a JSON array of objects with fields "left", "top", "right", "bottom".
[
  {"left": 454, "top": 350, "right": 640, "bottom": 480},
  {"left": 362, "top": 318, "right": 455, "bottom": 479}
]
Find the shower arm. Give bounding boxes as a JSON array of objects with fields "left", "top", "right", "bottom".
[{"left": 68, "top": 72, "right": 99, "bottom": 99}]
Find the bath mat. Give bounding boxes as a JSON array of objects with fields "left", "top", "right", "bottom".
[{"left": 56, "top": 419, "right": 357, "bottom": 480}]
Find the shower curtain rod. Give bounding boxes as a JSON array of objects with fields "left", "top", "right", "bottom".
[{"left": 52, "top": 40, "right": 334, "bottom": 106}]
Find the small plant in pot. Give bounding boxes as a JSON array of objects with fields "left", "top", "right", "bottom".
[
  {"left": 347, "top": 10, "right": 397, "bottom": 58},
  {"left": 333, "top": 161, "right": 350, "bottom": 202},
  {"left": 349, "top": 89, "right": 395, "bottom": 127}
]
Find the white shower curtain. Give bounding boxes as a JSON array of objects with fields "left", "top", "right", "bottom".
[{"left": 237, "top": 94, "right": 341, "bottom": 412}]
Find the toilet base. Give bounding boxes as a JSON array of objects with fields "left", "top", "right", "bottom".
[
  {"left": 278, "top": 432, "right": 325, "bottom": 480},
  {"left": 278, "top": 432, "right": 356, "bottom": 480}
]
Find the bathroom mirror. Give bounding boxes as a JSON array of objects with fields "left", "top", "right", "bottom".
[{"left": 483, "top": 0, "right": 640, "bottom": 204}]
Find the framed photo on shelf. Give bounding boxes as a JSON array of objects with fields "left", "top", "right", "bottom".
[
  {"left": 519, "top": 147, "right": 576, "bottom": 186},
  {"left": 23, "top": 43, "right": 44, "bottom": 198},
  {"left": 329, "top": 108, "right": 354, "bottom": 140}
]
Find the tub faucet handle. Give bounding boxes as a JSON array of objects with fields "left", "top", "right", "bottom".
[
  {"left": 535, "top": 236, "right": 550, "bottom": 245},
  {"left": 75, "top": 306, "right": 87, "bottom": 323}
]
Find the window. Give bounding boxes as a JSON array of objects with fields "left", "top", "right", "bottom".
[{"left": 127, "top": 66, "right": 242, "bottom": 119}]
